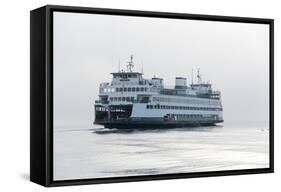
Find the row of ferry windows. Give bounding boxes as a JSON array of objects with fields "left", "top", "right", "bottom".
[
  {"left": 153, "top": 97, "right": 220, "bottom": 105},
  {"left": 110, "top": 97, "right": 134, "bottom": 102},
  {"left": 166, "top": 114, "right": 219, "bottom": 119},
  {"left": 169, "top": 114, "right": 203, "bottom": 118},
  {"left": 146, "top": 105, "right": 222, "bottom": 111},
  {"left": 102, "top": 87, "right": 149, "bottom": 93}
]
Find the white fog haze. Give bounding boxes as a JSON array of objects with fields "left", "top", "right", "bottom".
[{"left": 54, "top": 12, "right": 269, "bottom": 127}]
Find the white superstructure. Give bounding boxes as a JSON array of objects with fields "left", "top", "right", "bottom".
[{"left": 94, "top": 55, "right": 223, "bottom": 128}]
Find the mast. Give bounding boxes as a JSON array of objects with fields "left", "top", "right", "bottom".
[
  {"left": 191, "top": 68, "right": 194, "bottom": 85},
  {"left": 141, "top": 59, "right": 144, "bottom": 74},
  {"left": 118, "top": 58, "right": 121, "bottom": 72},
  {"left": 127, "top": 54, "right": 134, "bottom": 72},
  {"left": 197, "top": 68, "right": 202, "bottom": 84}
]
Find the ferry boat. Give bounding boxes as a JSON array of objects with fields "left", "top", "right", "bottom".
[{"left": 94, "top": 55, "right": 223, "bottom": 128}]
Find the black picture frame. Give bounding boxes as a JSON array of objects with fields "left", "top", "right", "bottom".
[{"left": 30, "top": 5, "right": 274, "bottom": 187}]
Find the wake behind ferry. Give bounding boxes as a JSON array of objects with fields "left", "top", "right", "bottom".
[{"left": 94, "top": 55, "right": 223, "bottom": 128}]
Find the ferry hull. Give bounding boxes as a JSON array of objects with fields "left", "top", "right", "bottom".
[
  {"left": 94, "top": 119, "right": 223, "bottom": 129},
  {"left": 94, "top": 105, "right": 223, "bottom": 129}
]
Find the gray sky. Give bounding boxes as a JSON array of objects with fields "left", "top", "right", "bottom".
[{"left": 53, "top": 12, "right": 269, "bottom": 127}]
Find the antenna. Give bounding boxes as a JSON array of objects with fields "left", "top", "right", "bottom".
[
  {"left": 127, "top": 54, "right": 134, "bottom": 72},
  {"left": 118, "top": 58, "right": 120, "bottom": 72},
  {"left": 141, "top": 59, "right": 144, "bottom": 74},
  {"left": 197, "top": 68, "right": 202, "bottom": 84},
  {"left": 191, "top": 68, "right": 194, "bottom": 85}
]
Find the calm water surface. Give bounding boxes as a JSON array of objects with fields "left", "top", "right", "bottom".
[{"left": 54, "top": 123, "right": 269, "bottom": 180}]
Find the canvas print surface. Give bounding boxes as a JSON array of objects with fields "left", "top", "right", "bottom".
[{"left": 53, "top": 12, "right": 270, "bottom": 181}]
